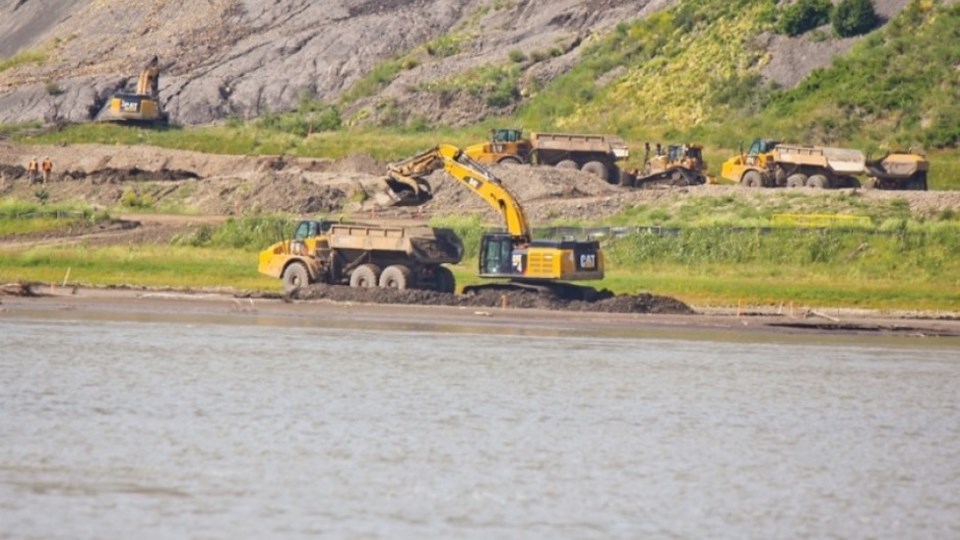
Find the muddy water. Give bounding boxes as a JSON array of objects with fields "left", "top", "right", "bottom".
[{"left": 1, "top": 316, "right": 959, "bottom": 539}]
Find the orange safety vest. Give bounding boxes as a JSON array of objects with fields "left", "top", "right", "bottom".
[
  {"left": 28, "top": 160, "right": 38, "bottom": 171},
  {"left": 42, "top": 159, "right": 52, "bottom": 172}
]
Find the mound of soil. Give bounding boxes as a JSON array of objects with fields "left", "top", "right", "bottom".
[
  {"left": 292, "top": 283, "right": 694, "bottom": 315},
  {"left": 61, "top": 167, "right": 200, "bottom": 183}
]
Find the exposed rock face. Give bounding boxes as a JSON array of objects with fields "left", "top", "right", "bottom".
[
  {"left": 0, "top": 0, "right": 673, "bottom": 126},
  {"left": 0, "top": 0, "right": 923, "bottom": 128}
]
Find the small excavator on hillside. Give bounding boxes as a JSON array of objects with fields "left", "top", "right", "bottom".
[
  {"left": 380, "top": 144, "right": 605, "bottom": 297},
  {"left": 95, "top": 56, "right": 168, "bottom": 125}
]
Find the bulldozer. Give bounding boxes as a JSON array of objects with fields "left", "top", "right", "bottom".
[
  {"left": 94, "top": 56, "right": 168, "bottom": 125},
  {"left": 620, "top": 142, "right": 707, "bottom": 187}
]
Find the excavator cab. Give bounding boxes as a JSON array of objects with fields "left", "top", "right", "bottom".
[
  {"left": 479, "top": 233, "right": 517, "bottom": 277},
  {"left": 464, "top": 128, "right": 531, "bottom": 165}
]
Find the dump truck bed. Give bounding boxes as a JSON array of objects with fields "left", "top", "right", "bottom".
[
  {"left": 326, "top": 224, "right": 463, "bottom": 264},
  {"left": 530, "top": 132, "right": 630, "bottom": 159},
  {"left": 773, "top": 145, "right": 865, "bottom": 175}
]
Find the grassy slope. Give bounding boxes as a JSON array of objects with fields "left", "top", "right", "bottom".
[{"left": 517, "top": 0, "right": 960, "bottom": 186}]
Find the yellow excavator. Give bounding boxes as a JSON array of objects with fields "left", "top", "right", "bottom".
[
  {"left": 380, "top": 144, "right": 604, "bottom": 297},
  {"left": 95, "top": 56, "right": 168, "bottom": 124}
]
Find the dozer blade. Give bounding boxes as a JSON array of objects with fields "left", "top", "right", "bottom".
[{"left": 376, "top": 174, "right": 433, "bottom": 207}]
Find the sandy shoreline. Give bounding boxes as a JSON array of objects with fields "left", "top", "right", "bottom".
[{"left": 2, "top": 285, "right": 958, "bottom": 342}]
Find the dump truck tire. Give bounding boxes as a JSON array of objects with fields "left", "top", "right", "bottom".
[
  {"left": 582, "top": 161, "right": 610, "bottom": 182},
  {"left": 379, "top": 265, "right": 412, "bottom": 290},
  {"left": 498, "top": 156, "right": 522, "bottom": 165},
  {"left": 806, "top": 174, "right": 830, "bottom": 189},
  {"left": 840, "top": 176, "right": 861, "bottom": 188},
  {"left": 556, "top": 159, "right": 579, "bottom": 170},
  {"left": 786, "top": 174, "right": 807, "bottom": 188},
  {"left": 350, "top": 264, "right": 381, "bottom": 288},
  {"left": 741, "top": 170, "right": 763, "bottom": 188},
  {"left": 435, "top": 266, "right": 456, "bottom": 293},
  {"left": 282, "top": 262, "right": 310, "bottom": 293}
]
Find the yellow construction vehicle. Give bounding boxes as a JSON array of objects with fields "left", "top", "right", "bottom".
[
  {"left": 95, "top": 56, "right": 168, "bottom": 125},
  {"left": 464, "top": 128, "right": 629, "bottom": 184},
  {"left": 621, "top": 142, "right": 708, "bottom": 187},
  {"left": 382, "top": 144, "right": 604, "bottom": 296},
  {"left": 721, "top": 138, "right": 929, "bottom": 190},
  {"left": 258, "top": 218, "right": 463, "bottom": 293}
]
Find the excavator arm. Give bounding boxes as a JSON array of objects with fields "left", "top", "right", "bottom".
[
  {"left": 383, "top": 144, "right": 532, "bottom": 240},
  {"left": 383, "top": 144, "right": 604, "bottom": 289}
]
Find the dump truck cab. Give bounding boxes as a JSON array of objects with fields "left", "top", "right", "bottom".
[
  {"left": 463, "top": 128, "right": 533, "bottom": 165},
  {"left": 721, "top": 138, "right": 780, "bottom": 186}
]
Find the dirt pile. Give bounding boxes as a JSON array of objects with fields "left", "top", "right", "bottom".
[{"left": 292, "top": 283, "right": 694, "bottom": 315}]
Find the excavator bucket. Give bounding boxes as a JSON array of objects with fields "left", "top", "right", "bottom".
[{"left": 376, "top": 174, "right": 433, "bottom": 207}]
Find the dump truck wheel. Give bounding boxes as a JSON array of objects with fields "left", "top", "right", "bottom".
[
  {"left": 841, "top": 176, "right": 861, "bottom": 188},
  {"left": 349, "top": 264, "right": 380, "bottom": 288},
  {"left": 498, "top": 156, "right": 522, "bottom": 165},
  {"left": 786, "top": 174, "right": 807, "bottom": 188},
  {"left": 282, "top": 263, "right": 310, "bottom": 293},
  {"left": 379, "top": 265, "right": 412, "bottom": 290},
  {"left": 435, "top": 266, "right": 456, "bottom": 293},
  {"left": 741, "top": 171, "right": 763, "bottom": 188},
  {"left": 582, "top": 161, "right": 610, "bottom": 182},
  {"left": 806, "top": 174, "right": 830, "bottom": 189},
  {"left": 556, "top": 159, "right": 579, "bottom": 170}
]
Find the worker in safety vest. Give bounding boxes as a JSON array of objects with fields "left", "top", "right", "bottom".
[
  {"left": 41, "top": 156, "right": 53, "bottom": 184},
  {"left": 27, "top": 157, "right": 39, "bottom": 184}
]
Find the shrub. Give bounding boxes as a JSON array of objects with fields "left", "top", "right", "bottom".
[
  {"left": 832, "top": 0, "right": 879, "bottom": 37},
  {"left": 508, "top": 49, "right": 526, "bottom": 63},
  {"left": 45, "top": 81, "right": 64, "bottom": 96},
  {"left": 777, "top": 0, "right": 832, "bottom": 37}
]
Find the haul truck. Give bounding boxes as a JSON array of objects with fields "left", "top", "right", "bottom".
[
  {"left": 464, "top": 128, "right": 629, "bottom": 184},
  {"left": 721, "top": 139, "right": 929, "bottom": 190},
  {"left": 258, "top": 219, "right": 463, "bottom": 294}
]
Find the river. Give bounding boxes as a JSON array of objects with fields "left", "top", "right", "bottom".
[{"left": 1, "top": 309, "right": 959, "bottom": 539}]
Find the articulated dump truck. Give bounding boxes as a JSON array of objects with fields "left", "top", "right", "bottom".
[
  {"left": 464, "top": 128, "right": 629, "bottom": 184},
  {"left": 721, "top": 139, "right": 929, "bottom": 190},
  {"left": 258, "top": 219, "right": 463, "bottom": 294}
]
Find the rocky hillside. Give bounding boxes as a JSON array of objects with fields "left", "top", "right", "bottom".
[
  {"left": 1, "top": 0, "right": 956, "bottom": 149},
  {"left": 0, "top": 0, "right": 675, "bottom": 126}
]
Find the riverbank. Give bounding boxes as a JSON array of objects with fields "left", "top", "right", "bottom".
[{"left": 3, "top": 285, "right": 958, "bottom": 341}]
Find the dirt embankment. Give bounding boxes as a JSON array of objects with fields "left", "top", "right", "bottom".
[
  {"left": 3, "top": 142, "right": 959, "bottom": 225},
  {"left": 292, "top": 283, "right": 694, "bottom": 315}
]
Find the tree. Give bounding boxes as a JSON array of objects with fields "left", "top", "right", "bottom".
[
  {"left": 833, "top": 0, "right": 880, "bottom": 37},
  {"left": 777, "top": 0, "right": 833, "bottom": 37}
]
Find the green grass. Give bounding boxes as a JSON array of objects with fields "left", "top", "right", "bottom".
[
  {"left": 16, "top": 122, "right": 488, "bottom": 162},
  {"left": 600, "top": 266, "right": 958, "bottom": 311},
  {"left": 2, "top": 223, "right": 957, "bottom": 310},
  {"left": 0, "top": 244, "right": 275, "bottom": 291},
  {"left": 0, "top": 198, "right": 111, "bottom": 235},
  {"left": 0, "top": 49, "right": 48, "bottom": 74}
]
